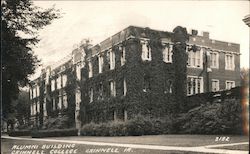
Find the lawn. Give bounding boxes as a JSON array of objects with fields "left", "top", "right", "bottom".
[{"left": 51, "top": 134, "right": 249, "bottom": 147}]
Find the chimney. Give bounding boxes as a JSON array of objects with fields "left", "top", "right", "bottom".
[{"left": 202, "top": 31, "right": 209, "bottom": 38}]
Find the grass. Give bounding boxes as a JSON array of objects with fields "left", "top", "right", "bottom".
[{"left": 51, "top": 134, "right": 249, "bottom": 147}]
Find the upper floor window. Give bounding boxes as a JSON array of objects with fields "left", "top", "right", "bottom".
[
  {"left": 30, "top": 104, "right": 33, "bottom": 116},
  {"left": 98, "top": 54, "right": 104, "bottom": 73},
  {"left": 225, "top": 54, "right": 235, "bottom": 70},
  {"left": 76, "top": 64, "right": 82, "bottom": 80},
  {"left": 211, "top": 79, "right": 220, "bottom": 92},
  {"left": 62, "top": 75, "right": 67, "bottom": 87},
  {"left": 123, "top": 78, "right": 127, "bottom": 96},
  {"left": 37, "top": 101, "right": 40, "bottom": 113},
  {"left": 187, "top": 76, "right": 203, "bottom": 95},
  {"left": 109, "top": 49, "right": 115, "bottom": 70},
  {"left": 163, "top": 44, "right": 173, "bottom": 63},
  {"left": 187, "top": 48, "right": 203, "bottom": 68},
  {"left": 141, "top": 41, "right": 151, "bottom": 61},
  {"left": 30, "top": 89, "right": 32, "bottom": 99},
  {"left": 56, "top": 76, "right": 62, "bottom": 89},
  {"left": 225, "top": 80, "right": 235, "bottom": 90},
  {"left": 36, "top": 86, "right": 40, "bottom": 97},
  {"left": 89, "top": 87, "right": 93, "bottom": 103},
  {"left": 33, "top": 87, "right": 36, "bottom": 98},
  {"left": 88, "top": 61, "right": 93, "bottom": 78},
  {"left": 110, "top": 80, "right": 116, "bottom": 97},
  {"left": 51, "top": 79, "right": 55, "bottom": 91},
  {"left": 121, "top": 46, "right": 126, "bottom": 66},
  {"left": 210, "top": 52, "right": 219, "bottom": 68}
]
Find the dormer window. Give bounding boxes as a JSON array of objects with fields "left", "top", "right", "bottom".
[
  {"left": 98, "top": 54, "right": 104, "bottom": 73},
  {"left": 109, "top": 49, "right": 115, "bottom": 70}
]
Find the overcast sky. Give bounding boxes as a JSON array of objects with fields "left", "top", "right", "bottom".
[{"left": 31, "top": 1, "right": 249, "bottom": 79}]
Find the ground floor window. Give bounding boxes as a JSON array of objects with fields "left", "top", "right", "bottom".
[
  {"left": 225, "top": 80, "right": 235, "bottom": 90},
  {"left": 211, "top": 79, "right": 220, "bottom": 92},
  {"left": 187, "top": 76, "right": 203, "bottom": 95}
]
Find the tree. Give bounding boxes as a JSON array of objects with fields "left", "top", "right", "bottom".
[{"left": 1, "top": 0, "right": 60, "bottom": 129}]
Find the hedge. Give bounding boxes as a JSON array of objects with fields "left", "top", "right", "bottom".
[
  {"left": 8, "top": 130, "right": 31, "bottom": 136},
  {"left": 31, "top": 128, "right": 78, "bottom": 138},
  {"left": 80, "top": 115, "right": 172, "bottom": 136}
]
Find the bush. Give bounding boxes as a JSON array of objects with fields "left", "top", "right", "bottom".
[
  {"left": 8, "top": 130, "right": 31, "bottom": 136},
  {"left": 176, "top": 98, "right": 243, "bottom": 135},
  {"left": 31, "top": 128, "right": 78, "bottom": 138},
  {"left": 42, "top": 115, "right": 71, "bottom": 130},
  {"left": 80, "top": 115, "right": 173, "bottom": 136}
]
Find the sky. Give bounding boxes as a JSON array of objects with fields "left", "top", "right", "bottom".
[{"left": 31, "top": 1, "right": 249, "bottom": 79}]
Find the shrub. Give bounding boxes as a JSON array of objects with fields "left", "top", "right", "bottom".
[
  {"left": 31, "top": 128, "right": 78, "bottom": 138},
  {"left": 8, "top": 130, "right": 31, "bottom": 136},
  {"left": 43, "top": 115, "right": 71, "bottom": 130},
  {"left": 80, "top": 115, "right": 173, "bottom": 136}
]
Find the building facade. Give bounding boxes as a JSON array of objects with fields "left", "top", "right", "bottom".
[{"left": 29, "top": 26, "right": 240, "bottom": 128}]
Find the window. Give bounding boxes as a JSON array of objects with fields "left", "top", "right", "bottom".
[
  {"left": 52, "top": 98, "right": 56, "bottom": 111},
  {"left": 33, "top": 103, "right": 37, "bottom": 115},
  {"left": 110, "top": 49, "right": 115, "bottom": 70},
  {"left": 187, "top": 76, "right": 203, "bottom": 95},
  {"left": 36, "top": 86, "right": 40, "bottom": 97},
  {"left": 187, "top": 49, "right": 203, "bottom": 68},
  {"left": 76, "top": 64, "right": 82, "bottom": 80},
  {"left": 163, "top": 44, "right": 173, "bottom": 63},
  {"left": 30, "top": 89, "right": 33, "bottom": 99},
  {"left": 225, "top": 54, "right": 235, "bottom": 70},
  {"left": 211, "top": 79, "right": 220, "bottom": 92},
  {"left": 51, "top": 80, "right": 55, "bottom": 91},
  {"left": 75, "top": 90, "right": 81, "bottom": 110},
  {"left": 89, "top": 88, "right": 93, "bottom": 103},
  {"left": 121, "top": 46, "right": 126, "bottom": 66},
  {"left": 62, "top": 75, "right": 67, "bottom": 87},
  {"left": 98, "top": 55, "right": 104, "bottom": 73},
  {"left": 210, "top": 52, "right": 219, "bottom": 68},
  {"left": 43, "top": 102, "right": 47, "bottom": 117},
  {"left": 164, "top": 79, "right": 173, "bottom": 94},
  {"left": 143, "top": 75, "right": 151, "bottom": 92},
  {"left": 110, "top": 81, "right": 116, "bottom": 97},
  {"left": 123, "top": 78, "right": 127, "bottom": 96},
  {"left": 33, "top": 88, "right": 36, "bottom": 98},
  {"left": 88, "top": 61, "right": 93, "bottom": 78},
  {"left": 58, "top": 96, "right": 62, "bottom": 110},
  {"left": 37, "top": 101, "right": 40, "bottom": 113},
  {"left": 63, "top": 93, "right": 67, "bottom": 109},
  {"left": 98, "top": 83, "right": 103, "bottom": 100},
  {"left": 30, "top": 104, "right": 33, "bottom": 116},
  {"left": 225, "top": 80, "right": 235, "bottom": 90},
  {"left": 56, "top": 76, "right": 61, "bottom": 89},
  {"left": 141, "top": 41, "right": 151, "bottom": 61}
]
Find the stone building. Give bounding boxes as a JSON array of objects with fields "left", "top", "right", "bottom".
[{"left": 29, "top": 26, "right": 240, "bottom": 128}]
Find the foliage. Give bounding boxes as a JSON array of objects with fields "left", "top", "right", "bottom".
[
  {"left": 8, "top": 130, "right": 31, "bottom": 136},
  {"left": 2, "top": 0, "right": 60, "bottom": 127},
  {"left": 42, "top": 115, "right": 71, "bottom": 130},
  {"left": 80, "top": 115, "right": 173, "bottom": 136},
  {"left": 176, "top": 98, "right": 243, "bottom": 134},
  {"left": 31, "top": 128, "right": 78, "bottom": 138}
]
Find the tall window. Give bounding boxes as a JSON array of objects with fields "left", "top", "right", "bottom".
[
  {"left": 33, "top": 103, "right": 37, "bottom": 115},
  {"left": 98, "top": 55, "right": 104, "bottom": 73},
  {"left": 98, "top": 82, "right": 103, "bottom": 100},
  {"left": 52, "top": 97, "right": 56, "bottom": 111},
  {"left": 211, "top": 79, "right": 220, "bottom": 92},
  {"left": 121, "top": 46, "right": 126, "bottom": 66},
  {"left": 141, "top": 41, "right": 151, "bottom": 61},
  {"left": 36, "top": 86, "right": 40, "bottom": 97},
  {"left": 187, "top": 76, "right": 203, "bottom": 95},
  {"left": 164, "top": 79, "right": 173, "bottom": 94},
  {"left": 33, "top": 88, "right": 36, "bottom": 98},
  {"left": 62, "top": 75, "right": 67, "bottom": 87},
  {"left": 143, "top": 75, "right": 151, "bottom": 92},
  {"left": 30, "top": 104, "right": 33, "bottom": 116},
  {"left": 30, "top": 89, "right": 33, "bottom": 99},
  {"left": 51, "top": 80, "right": 55, "bottom": 91},
  {"left": 89, "top": 87, "right": 93, "bottom": 103},
  {"left": 163, "top": 44, "right": 173, "bottom": 63},
  {"left": 63, "top": 93, "right": 67, "bottom": 109},
  {"left": 210, "top": 52, "right": 219, "bottom": 68},
  {"left": 225, "top": 54, "right": 235, "bottom": 70},
  {"left": 56, "top": 76, "right": 61, "bottom": 89},
  {"left": 37, "top": 101, "right": 40, "bottom": 113},
  {"left": 110, "top": 81, "right": 116, "bottom": 97},
  {"left": 225, "top": 80, "right": 235, "bottom": 90},
  {"left": 110, "top": 49, "right": 115, "bottom": 70},
  {"left": 123, "top": 78, "right": 127, "bottom": 96},
  {"left": 76, "top": 64, "right": 81, "bottom": 80},
  {"left": 43, "top": 102, "right": 47, "bottom": 117},
  {"left": 187, "top": 49, "right": 202, "bottom": 68},
  {"left": 88, "top": 61, "right": 93, "bottom": 78},
  {"left": 58, "top": 95, "right": 62, "bottom": 110}
]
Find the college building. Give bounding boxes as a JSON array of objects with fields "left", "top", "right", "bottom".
[{"left": 29, "top": 26, "right": 241, "bottom": 128}]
